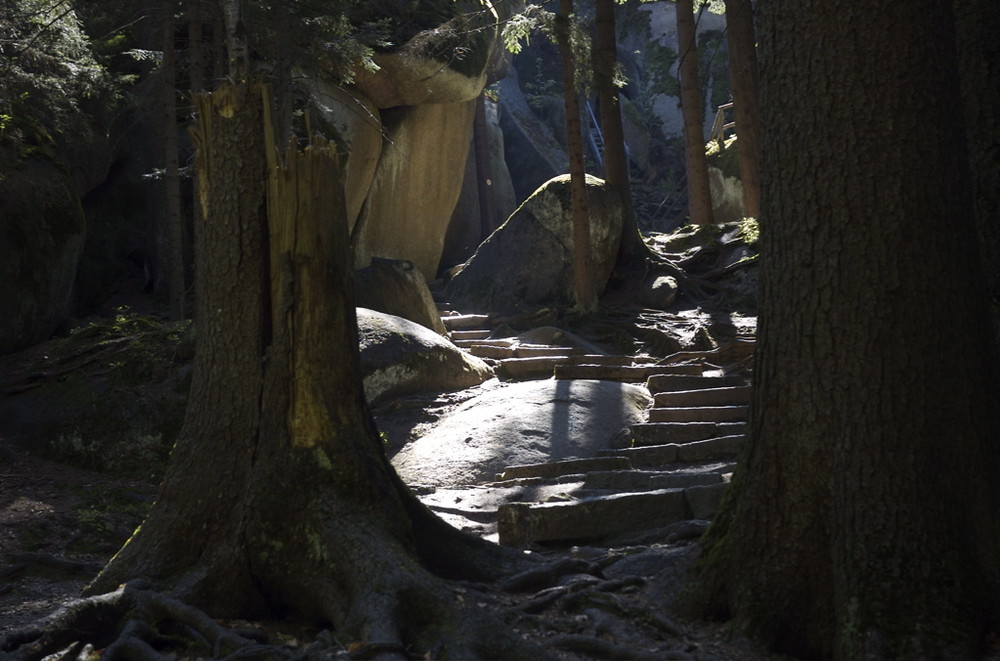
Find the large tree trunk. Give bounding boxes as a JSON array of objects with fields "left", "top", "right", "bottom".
[
  {"left": 953, "top": 0, "right": 1000, "bottom": 354},
  {"left": 695, "top": 1, "right": 1000, "bottom": 658},
  {"left": 676, "top": 0, "right": 714, "bottom": 225},
  {"left": 722, "top": 0, "right": 760, "bottom": 219},
  {"left": 555, "top": 0, "right": 596, "bottom": 312},
  {"left": 84, "top": 82, "right": 536, "bottom": 657}
]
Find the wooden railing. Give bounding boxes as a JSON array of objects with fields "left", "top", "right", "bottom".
[{"left": 709, "top": 101, "right": 736, "bottom": 145}]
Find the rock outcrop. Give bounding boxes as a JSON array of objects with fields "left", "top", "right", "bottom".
[
  {"left": 0, "top": 159, "right": 87, "bottom": 354},
  {"left": 305, "top": 81, "right": 383, "bottom": 234},
  {"left": 354, "top": 258, "right": 446, "bottom": 335},
  {"left": 390, "top": 379, "right": 651, "bottom": 487},
  {"left": 444, "top": 174, "right": 623, "bottom": 314},
  {"left": 497, "top": 67, "right": 569, "bottom": 205},
  {"left": 442, "top": 98, "right": 518, "bottom": 271},
  {"left": 350, "top": 101, "right": 477, "bottom": 277},
  {"left": 357, "top": 308, "right": 493, "bottom": 406}
]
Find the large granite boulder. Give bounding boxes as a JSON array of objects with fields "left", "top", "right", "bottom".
[
  {"left": 352, "top": 6, "right": 505, "bottom": 108},
  {"left": 350, "top": 101, "right": 477, "bottom": 277},
  {"left": 391, "top": 379, "right": 651, "bottom": 487},
  {"left": 357, "top": 308, "right": 493, "bottom": 405},
  {"left": 354, "top": 258, "right": 446, "bottom": 335},
  {"left": 0, "top": 159, "right": 87, "bottom": 354},
  {"left": 444, "top": 174, "right": 624, "bottom": 314},
  {"left": 497, "top": 67, "right": 569, "bottom": 204},
  {"left": 442, "top": 98, "right": 518, "bottom": 271},
  {"left": 304, "top": 81, "right": 382, "bottom": 234}
]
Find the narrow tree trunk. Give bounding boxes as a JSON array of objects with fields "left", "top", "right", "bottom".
[
  {"left": 594, "top": 0, "right": 650, "bottom": 268},
  {"left": 676, "top": 0, "right": 714, "bottom": 225},
  {"left": 555, "top": 0, "right": 596, "bottom": 311},
  {"left": 695, "top": 2, "right": 1000, "bottom": 657},
  {"left": 722, "top": 0, "right": 760, "bottom": 219},
  {"left": 473, "top": 93, "right": 498, "bottom": 240},
  {"left": 222, "top": 0, "right": 247, "bottom": 82},
  {"left": 188, "top": 2, "right": 205, "bottom": 94},
  {"left": 162, "top": 0, "right": 185, "bottom": 320}
]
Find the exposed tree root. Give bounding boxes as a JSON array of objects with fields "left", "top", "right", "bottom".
[{"left": 0, "top": 582, "right": 271, "bottom": 660}]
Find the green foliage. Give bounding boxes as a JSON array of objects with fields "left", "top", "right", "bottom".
[
  {"left": 56, "top": 305, "right": 193, "bottom": 384},
  {"left": 646, "top": 42, "right": 680, "bottom": 97},
  {"left": 0, "top": 0, "right": 123, "bottom": 158}
]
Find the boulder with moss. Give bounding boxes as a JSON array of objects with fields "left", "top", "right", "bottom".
[{"left": 444, "top": 174, "right": 624, "bottom": 314}]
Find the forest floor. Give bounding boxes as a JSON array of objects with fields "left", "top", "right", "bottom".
[
  {"left": 0, "top": 225, "right": 774, "bottom": 658},
  {"left": 0, "top": 424, "right": 782, "bottom": 661}
]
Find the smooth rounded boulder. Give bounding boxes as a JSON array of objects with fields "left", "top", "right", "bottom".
[
  {"left": 390, "top": 379, "right": 651, "bottom": 487},
  {"left": 357, "top": 308, "right": 493, "bottom": 406}
]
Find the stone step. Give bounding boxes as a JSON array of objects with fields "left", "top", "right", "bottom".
[
  {"left": 515, "top": 345, "right": 584, "bottom": 358},
  {"left": 647, "top": 405, "right": 749, "bottom": 423},
  {"left": 441, "top": 313, "right": 491, "bottom": 330},
  {"left": 498, "top": 489, "right": 688, "bottom": 547},
  {"left": 497, "top": 456, "right": 632, "bottom": 481},
  {"left": 497, "top": 483, "right": 730, "bottom": 547},
  {"left": 654, "top": 385, "right": 752, "bottom": 407},
  {"left": 497, "top": 354, "right": 643, "bottom": 380},
  {"left": 646, "top": 373, "right": 747, "bottom": 393},
  {"left": 468, "top": 344, "right": 517, "bottom": 359},
  {"left": 554, "top": 364, "right": 657, "bottom": 382},
  {"left": 601, "top": 435, "right": 745, "bottom": 468},
  {"left": 630, "top": 421, "right": 747, "bottom": 446},
  {"left": 646, "top": 363, "right": 707, "bottom": 376},
  {"left": 575, "top": 469, "right": 726, "bottom": 492},
  {"left": 495, "top": 467, "right": 728, "bottom": 492},
  {"left": 449, "top": 329, "right": 492, "bottom": 341},
  {"left": 496, "top": 356, "right": 564, "bottom": 379}
]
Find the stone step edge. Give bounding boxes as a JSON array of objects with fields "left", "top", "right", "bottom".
[
  {"left": 488, "top": 468, "right": 730, "bottom": 492},
  {"left": 630, "top": 421, "right": 748, "bottom": 446},
  {"left": 599, "top": 434, "right": 746, "bottom": 467},
  {"left": 496, "top": 483, "right": 729, "bottom": 547},
  {"left": 647, "top": 405, "right": 749, "bottom": 423}
]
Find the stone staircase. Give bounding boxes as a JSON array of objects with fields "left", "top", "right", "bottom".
[{"left": 432, "top": 298, "right": 754, "bottom": 548}]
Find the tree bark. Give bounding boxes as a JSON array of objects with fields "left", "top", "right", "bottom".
[
  {"left": 722, "top": 0, "right": 760, "bottom": 219},
  {"left": 555, "top": 0, "right": 596, "bottom": 311},
  {"left": 83, "top": 82, "right": 538, "bottom": 657},
  {"left": 162, "top": 0, "right": 185, "bottom": 320},
  {"left": 695, "top": 2, "right": 1000, "bottom": 658},
  {"left": 676, "top": 0, "right": 714, "bottom": 225},
  {"left": 953, "top": 0, "right": 1000, "bottom": 355}
]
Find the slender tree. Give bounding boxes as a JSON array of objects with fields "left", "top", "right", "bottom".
[
  {"left": 555, "top": 0, "right": 596, "bottom": 311},
  {"left": 676, "top": 0, "right": 714, "bottom": 225},
  {"left": 162, "top": 0, "right": 185, "bottom": 320},
  {"left": 722, "top": 0, "right": 759, "bottom": 219},
  {"left": 694, "top": 1, "right": 1000, "bottom": 657},
  {"left": 594, "top": 0, "right": 652, "bottom": 268}
]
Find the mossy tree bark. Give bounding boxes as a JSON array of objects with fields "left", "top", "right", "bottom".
[
  {"left": 676, "top": 0, "right": 714, "bottom": 226},
  {"left": 695, "top": 1, "right": 1000, "bottom": 658},
  {"left": 84, "top": 82, "right": 537, "bottom": 657}
]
